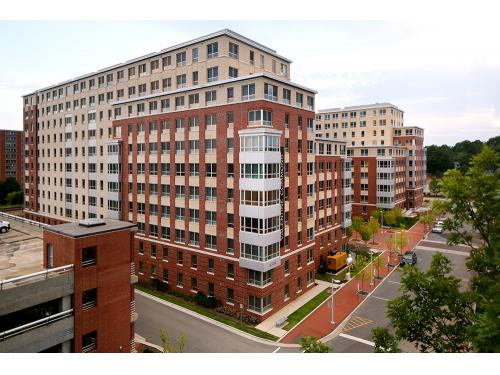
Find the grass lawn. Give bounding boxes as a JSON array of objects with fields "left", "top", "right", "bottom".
[
  {"left": 282, "top": 288, "right": 330, "bottom": 331},
  {"left": 135, "top": 284, "right": 278, "bottom": 342}
]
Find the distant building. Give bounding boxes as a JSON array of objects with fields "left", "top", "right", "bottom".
[
  {"left": 316, "top": 103, "right": 426, "bottom": 219},
  {"left": 0, "top": 129, "right": 22, "bottom": 184},
  {"left": 0, "top": 218, "right": 137, "bottom": 352}
]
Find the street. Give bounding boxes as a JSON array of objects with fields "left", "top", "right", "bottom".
[
  {"left": 325, "top": 232, "right": 471, "bottom": 352},
  {"left": 134, "top": 291, "right": 302, "bottom": 353}
]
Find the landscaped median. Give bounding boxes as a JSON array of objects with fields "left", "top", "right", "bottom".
[
  {"left": 134, "top": 284, "right": 279, "bottom": 342},
  {"left": 283, "top": 288, "right": 331, "bottom": 331}
]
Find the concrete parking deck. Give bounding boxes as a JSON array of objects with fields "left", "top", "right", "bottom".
[{"left": 0, "top": 217, "right": 44, "bottom": 280}]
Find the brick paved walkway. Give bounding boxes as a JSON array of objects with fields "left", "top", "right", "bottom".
[{"left": 279, "top": 223, "right": 428, "bottom": 344}]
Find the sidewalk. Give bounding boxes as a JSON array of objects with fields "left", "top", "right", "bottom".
[
  {"left": 279, "top": 250, "right": 395, "bottom": 344},
  {"left": 255, "top": 280, "right": 331, "bottom": 338},
  {"left": 279, "top": 223, "right": 429, "bottom": 344}
]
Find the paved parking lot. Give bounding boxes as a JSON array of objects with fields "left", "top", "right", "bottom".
[{"left": 326, "top": 233, "right": 471, "bottom": 352}]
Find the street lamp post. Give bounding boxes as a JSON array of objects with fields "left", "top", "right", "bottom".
[
  {"left": 369, "top": 250, "right": 374, "bottom": 286},
  {"left": 381, "top": 210, "right": 384, "bottom": 234}
]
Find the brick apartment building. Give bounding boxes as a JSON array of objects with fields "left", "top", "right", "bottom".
[
  {"left": 0, "top": 129, "right": 23, "bottom": 184},
  {"left": 21, "top": 29, "right": 352, "bottom": 321},
  {"left": 315, "top": 103, "right": 426, "bottom": 219},
  {"left": 0, "top": 218, "right": 137, "bottom": 352}
]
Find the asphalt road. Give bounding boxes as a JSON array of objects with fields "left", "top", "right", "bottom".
[
  {"left": 325, "top": 233, "right": 471, "bottom": 353},
  {"left": 134, "top": 291, "right": 302, "bottom": 353}
]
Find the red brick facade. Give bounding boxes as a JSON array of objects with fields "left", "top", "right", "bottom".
[
  {"left": 43, "top": 223, "right": 136, "bottom": 353},
  {"left": 113, "top": 100, "right": 326, "bottom": 321}
]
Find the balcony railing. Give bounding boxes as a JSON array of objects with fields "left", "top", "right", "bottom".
[
  {"left": 0, "top": 309, "right": 73, "bottom": 341},
  {"left": 82, "top": 259, "right": 96, "bottom": 268}
]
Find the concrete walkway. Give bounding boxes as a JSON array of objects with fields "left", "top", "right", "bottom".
[{"left": 255, "top": 280, "right": 331, "bottom": 338}]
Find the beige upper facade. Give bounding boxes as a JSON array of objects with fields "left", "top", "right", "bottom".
[
  {"left": 22, "top": 29, "right": 313, "bottom": 222},
  {"left": 315, "top": 103, "right": 404, "bottom": 147}
]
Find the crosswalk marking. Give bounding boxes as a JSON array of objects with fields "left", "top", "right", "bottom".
[
  {"left": 339, "top": 333, "right": 375, "bottom": 347},
  {"left": 341, "top": 316, "right": 374, "bottom": 333},
  {"left": 371, "top": 295, "right": 389, "bottom": 301}
]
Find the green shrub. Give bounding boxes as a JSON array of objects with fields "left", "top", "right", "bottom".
[{"left": 151, "top": 277, "right": 168, "bottom": 292}]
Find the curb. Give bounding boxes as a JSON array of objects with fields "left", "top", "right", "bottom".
[
  {"left": 321, "top": 236, "right": 426, "bottom": 343},
  {"left": 135, "top": 289, "right": 301, "bottom": 348},
  {"left": 321, "top": 259, "right": 401, "bottom": 343},
  {"left": 280, "top": 250, "right": 386, "bottom": 343},
  {"left": 277, "top": 287, "right": 331, "bottom": 343}
]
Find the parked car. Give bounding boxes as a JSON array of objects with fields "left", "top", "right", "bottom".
[
  {"left": 432, "top": 225, "right": 443, "bottom": 233},
  {"left": 400, "top": 251, "right": 417, "bottom": 266},
  {"left": 0, "top": 220, "right": 11, "bottom": 233},
  {"left": 437, "top": 220, "right": 444, "bottom": 226}
]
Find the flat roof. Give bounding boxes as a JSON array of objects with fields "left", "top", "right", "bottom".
[
  {"left": 44, "top": 219, "right": 136, "bottom": 239},
  {"left": 317, "top": 102, "right": 403, "bottom": 114},
  {"left": 23, "top": 29, "right": 292, "bottom": 97},
  {"left": 0, "top": 219, "right": 44, "bottom": 281}
]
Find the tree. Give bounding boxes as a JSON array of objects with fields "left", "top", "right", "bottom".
[
  {"left": 394, "top": 231, "right": 409, "bottom": 256},
  {"left": 368, "top": 217, "right": 381, "bottom": 243},
  {"left": 351, "top": 216, "right": 364, "bottom": 240},
  {"left": 300, "top": 336, "right": 332, "bottom": 353},
  {"left": 355, "top": 267, "right": 371, "bottom": 294},
  {"left": 372, "top": 253, "right": 385, "bottom": 279},
  {"left": 159, "top": 328, "right": 186, "bottom": 353},
  {"left": 359, "top": 225, "right": 372, "bottom": 243},
  {"left": 438, "top": 146, "right": 500, "bottom": 352},
  {"left": 385, "top": 236, "right": 398, "bottom": 264},
  {"left": 379, "top": 253, "right": 475, "bottom": 352},
  {"left": 0, "top": 177, "right": 21, "bottom": 205},
  {"left": 429, "top": 176, "right": 440, "bottom": 196},
  {"left": 383, "top": 210, "right": 396, "bottom": 226},
  {"left": 426, "top": 144, "right": 455, "bottom": 176},
  {"left": 372, "top": 327, "right": 401, "bottom": 353},
  {"left": 418, "top": 210, "right": 435, "bottom": 232}
]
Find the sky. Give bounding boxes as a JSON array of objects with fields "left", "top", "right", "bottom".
[{"left": 0, "top": 20, "right": 499, "bottom": 146}]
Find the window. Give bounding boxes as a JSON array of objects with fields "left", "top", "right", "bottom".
[
  {"left": 177, "top": 251, "right": 183, "bottom": 265},
  {"left": 207, "top": 67, "right": 218, "bottom": 82},
  {"left": 191, "top": 277, "right": 198, "bottom": 291},
  {"left": 191, "top": 254, "right": 198, "bottom": 269},
  {"left": 206, "top": 235, "right": 217, "bottom": 250},
  {"left": 205, "top": 187, "right": 217, "bottom": 201},
  {"left": 177, "top": 273, "right": 183, "bottom": 287},
  {"left": 207, "top": 42, "right": 218, "bottom": 59},
  {"left": 82, "top": 246, "right": 97, "bottom": 267},
  {"left": 264, "top": 83, "right": 277, "bottom": 101},
  {"left": 248, "top": 269, "right": 272, "bottom": 286},
  {"left": 227, "top": 288, "right": 234, "bottom": 304},
  {"left": 192, "top": 47, "right": 198, "bottom": 62},
  {"left": 208, "top": 258, "right": 215, "bottom": 273},
  {"left": 229, "top": 42, "right": 239, "bottom": 58},
  {"left": 208, "top": 283, "right": 215, "bottom": 297},
  {"left": 176, "top": 74, "right": 187, "bottom": 88},
  {"left": 227, "top": 264, "right": 234, "bottom": 279},
  {"left": 282, "top": 88, "right": 291, "bottom": 105},
  {"left": 248, "top": 294, "right": 272, "bottom": 314},
  {"left": 176, "top": 51, "right": 186, "bottom": 66},
  {"left": 205, "top": 90, "right": 217, "bottom": 105},
  {"left": 206, "top": 163, "right": 217, "bottom": 177},
  {"left": 242, "top": 84, "right": 255, "bottom": 100},
  {"left": 229, "top": 67, "right": 238, "bottom": 78}
]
